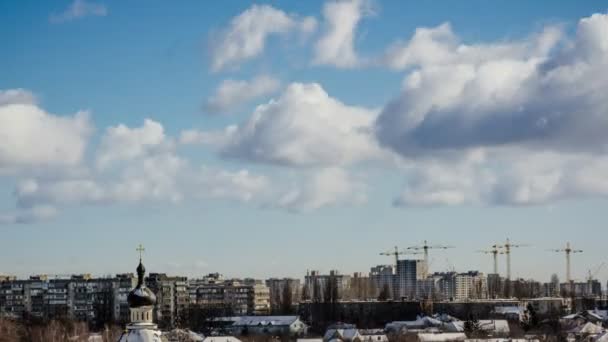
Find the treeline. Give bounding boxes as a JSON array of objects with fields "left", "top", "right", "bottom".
[{"left": 0, "top": 316, "right": 123, "bottom": 342}]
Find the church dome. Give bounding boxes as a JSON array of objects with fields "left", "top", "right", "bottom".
[{"left": 127, "top": 260, "right": 156, "bottom": 308}]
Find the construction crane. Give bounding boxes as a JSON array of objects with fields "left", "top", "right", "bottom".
[
  {"left": 586, "top": 262, "right": 605, "bottom": 296},
  {"left": 380, "top": 246, "right": 422, "bottom": 271},
  {"left": 548, "top": 242, "right": 583, "bottom": 283},
  {"left": 587, "top": 262, "right": 605, "bottom": 282},
  {"left": 495, "top": 238, "right": 529, "bottom": 281},
  {"left": 407, "top": 240, "right": 454, "bottom": 279},
  {"left": 477, "top": 246, "right": 504, "bottom": 275}
]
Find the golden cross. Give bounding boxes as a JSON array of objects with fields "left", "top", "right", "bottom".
[{"left": 136, "top": 244, "right": 145, "bottom": 261}]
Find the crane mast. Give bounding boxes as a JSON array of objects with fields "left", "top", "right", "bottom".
[
  {"left": 548, "top": 242, "right": 583, "bottom": 284},
  {"left": 407, "top": 240, "right": 454, "bottom": 279}
]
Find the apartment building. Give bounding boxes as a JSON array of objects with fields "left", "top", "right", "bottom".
[{"left": 146, "top": 273, "right": 190, "bottom": 328}]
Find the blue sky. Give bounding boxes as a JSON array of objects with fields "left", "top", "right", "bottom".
[{"left": 1, "top": 0, "right": 607, "bottom": 284}]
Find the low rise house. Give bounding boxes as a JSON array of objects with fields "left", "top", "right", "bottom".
[
  {"left": 323, "top": 324, "right": 361, "bottom": 342},
  {"left": 358, "top": 329, "right": 388, "bottom": 342},
  {"left": 417, "top": 333, "right": 467, "bottom": 342},
  {"left": 224, "top": 315, "right": 308, "bottom": 337}
]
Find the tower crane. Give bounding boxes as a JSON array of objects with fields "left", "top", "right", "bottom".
[
  {"left": 495, "top": 238, "right": 529, "bottom": 281},
  {"left": 548, "top": 242, "right": 583, "bottom": 283},
  {"left": 587, "top": 262, "right": 605, "bottom": 282},
  {"left": 586, "top": 262, "right": 605, "bottom": 296},
  {"left": 407, "top": 240, "right": 454, "bottom": 279},
  {"left": 477, "top": 245, "right": 504, "bottom": 275},
  {"left": 379, "top": 246, "right": 421, "bottom": 272}
]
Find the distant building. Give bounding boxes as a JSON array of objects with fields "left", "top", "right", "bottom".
[
  {"left": 266, "top": 278, "right": 301, "bottom": 312},
  {"left": 224, "top": 315, "right": 308, "bottom": 337},
  {"left": 191, "top": 277, "right": 270, "bottom": 315},
  {"left": 369, "top": 265, "right": 394, "bottom": 299},
  {"left": 304, "top": 270, "right": 351, "bottom": 302},
  {"left": 437, "top": 271, "right": 488, "bottom": 300},
  {"left": 396, "top": 260, "right": 424, "bottom": 299},
  {"left": 145, "top": 273, "right": 190, "bottom": 328}
]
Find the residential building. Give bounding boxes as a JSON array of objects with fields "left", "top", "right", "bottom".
[
  {"left": 304, "top": 270, "right": 351, "bottom": 302},
  {"left": 266, "top": 278, "right": 301, "bottom": 312},
  {"left": 369, "top": 265, "right": 394, "bottom": 299},
  {"left": 191, "top": 276, "right": 270, "bottom": 315},
  {"left": 395, "top": 259, "right": 424, "bottom": 299},
  {"left": 146, "top": 273, "right": 190, "bottom": 329}
]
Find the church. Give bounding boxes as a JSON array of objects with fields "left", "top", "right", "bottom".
[{"left": 118, "top": 251, "right": 164, "bottom": 342}]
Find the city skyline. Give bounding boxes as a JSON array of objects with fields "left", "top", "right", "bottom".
[
  {"left": 0, "top": 240, "right": 601, "bottom": 288},
  {"left": 1, "top": 0, "right": 608, "bottom": 283}
]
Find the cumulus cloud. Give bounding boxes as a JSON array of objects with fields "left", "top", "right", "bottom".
[
  {"left": 278, "top": 167, "right": 366, "bottom": 211},
  {"left": 14, "top": 156, "right": 272, "bottom": 209},
  {"left": 195, "top": 82, "right": 381, "bottom": 166},
  {"left": 50, "top": 0, "right": 107, "bottom": 23},
  {"left": 210, "top": 4, "right": 317, "bottom": 72},
  {"left": 204, "top": 75, "right": 280, "bottom": 114},
  {"left": 0, "top": 100, "right": 91, "bottom": 171},
  {"left": 0, "top": 89, "right": 36, "bottom": 106},
  {"left": 179, "top": 126, "right": 238, "bottom": 146},
  {"left": 96, "top": 119, "right": 173, "bottom": 168},
  {"left": 376, "top": 14, "right": 608, "bottom": 157},
  {"left": 393, "top": 150, "right": 493, "bottom": 206},
  {"left": 313, "top": 0, "right": 373, "bottom": 68},
  {"left": 379, "top": 13, "right": 608, "bottom": 207},
  {"left": 6, "top": 119, "right": 274, "bottom": 223}
]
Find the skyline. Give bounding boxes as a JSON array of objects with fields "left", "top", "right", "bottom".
[{"left": 1, "top": 0, "right": 608, "bottom": 283}]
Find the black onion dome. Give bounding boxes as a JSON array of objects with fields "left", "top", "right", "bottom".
[{"left": 127, "top": 260, "right": 156, "bottom": 308}]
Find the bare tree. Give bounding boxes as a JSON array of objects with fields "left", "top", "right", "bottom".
[{"left": 0, "top": 317, "right": 23, "bottom": 342}]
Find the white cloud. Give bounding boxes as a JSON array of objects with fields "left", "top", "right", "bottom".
[
  {"left": 278, "top": 167, "right": 366, "bottom": 211},
  {"left": 0, "top": 101, "right": 92, "bottom": 171},
  {"left": 50, "top": 0, "right": 107, "bottom": 23},
  {"left": 376, "top": 13, "right": 608, "bottom": 157},
  {"left": 393, "top": 148, "right": 608, "bottom": 207},
  {"left": 378, "top": 13, "right": 608, "bottom": 207},
  {"left": 204, "top": 75, "right": 280, "bottom": 114},
  {"left": 179, "top": 126, "right": 238, "bottom": 146},
  {"left": 0, "top": 89, "right": 36, "bottom": 106},
  {"left": 0, "top": 205, "right": 58, "bottom": 225},
  {"left": 209, "top": 82, "right": 381, "bottom": 166},
  {"left": 393, "top": 150, "right": 493, "bottom": 207},
  {"left": 313, "top": 0, "right": 373, "bottom": 68},
  {"left": 14, "top": 153, "right": 271, "bottom": 214},
  {"left": 196, "top": 167, "right": 269, "bottom": 202},
  {"left": 10, "top": 119, "right": 273, "bottom": 220},
  {"left": 382, "top": 23, "right": 561, "bottom": 70},
  {"left": 210, "top": 4, "right": 317, "bottom": 72},
  {"left": 96, "top": 119, "right": 173, "bottom": 168}
]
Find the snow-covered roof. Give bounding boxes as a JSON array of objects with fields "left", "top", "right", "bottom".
[
  {"left": 464, "top": 340, "right": 539, "bottom": 342},
  {"left": 441, "top": 321, "right": 464, "bottom": 333},
  {"left": 324, "top": 328, "right": 361, "bottom": 341},
  {"left": 118, "top": 329, "right": 163, "bottom": 342},
  {"left": 417, "top": 332, "right": 467, "bottom": 342},
  {"left": 493, "top": 306, "right": 523, "bottom": 315},
  {"left": 229, "top": 315, "right": 301, "bottom": 326},
  {"left": 478, "top": 320, "right": 510, "bottom": 334},
  {"left": 202, "top": 336, "right": 242, "bottom": 342},
  {"left": 358, "top": 329, "right": 386, "bottom": 336},
  {"left": 588, "top": 309, "right": 608, "bottom": 321},
  {"left": 595, "top": 332, "right": 608, "bottom": 342},
  {"left": 577, "top": 322, "right": 604, "bottom": 334},
  {"left": 164, "top": 329, "right": 204, "bottom": 341}
]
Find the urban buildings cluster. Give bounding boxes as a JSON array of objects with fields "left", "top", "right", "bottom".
[
  {"left": 0, "top": 272, "right": 280, "bottom": 330},
  {"left": 1, "top": 241, "right": 606, "bottom": 331}
]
